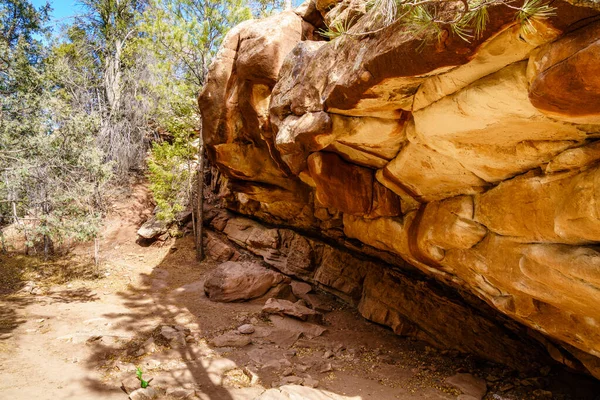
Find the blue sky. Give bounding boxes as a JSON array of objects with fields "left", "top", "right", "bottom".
[{"left": 31, "top": 0, "right": 82, "bottom": 28}]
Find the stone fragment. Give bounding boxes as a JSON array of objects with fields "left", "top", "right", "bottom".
[
  {"left": 280, "top": 376, "right": 304, "bottom": 385},
  {"left": 302, "top": 376, "right": 320, "bottom": 388},
  {"left": 238, "top": 324, "right": 256, "bottom": 334},
  {"left": 210, "top": 332, "right": 253, "bottom": 348},
  {"left": 290, "top": 281, "right": 312, "bottom": 297},
  {"left": 262, "top": 298, "right": 322, "bottom": 323},
  {"left": 137, "top": 216, "right": 168, "bottom": 240},
  {"left": 152, "top": 325, "right": 189, "bottom": 348},
  {"left": 129, "top": 387, "right": 158, "bottom": 400},
  {"left": 204, "top": 261, "right": 285, "bottom": 302}
]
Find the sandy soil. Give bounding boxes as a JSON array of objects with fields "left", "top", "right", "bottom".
[{"left": 1, "top": 182, "right": 599, "bottom": 400}]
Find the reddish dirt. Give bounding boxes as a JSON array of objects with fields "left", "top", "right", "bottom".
[{"left": 1, "top": 181, "right": 599, "bottom": 400}]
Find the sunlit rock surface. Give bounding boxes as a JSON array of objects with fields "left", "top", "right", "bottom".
[{"left": 199, "top": 0, "right": 600, "bottom": 379}]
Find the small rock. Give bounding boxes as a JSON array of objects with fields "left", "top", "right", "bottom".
[
  {"left": 282, "top": 367, "right": 294, "bottom": 376},
  {"left": 165, "top": 387, "right": 196, "bottom": 399},
  {"left": 445, "top": 373, "right": 487, "bottom": 400},
  {"left": 243, "top": 366, "right": 261, "bottom": 385},
  {"left": 280, "top": 376, "right": 303, "bottom": 385},
  {"left": 129, "top": 387, "right": 158, "bottom": 400},
  {"left": 319, "top": 362, "right": 333, "bottom": 373},
  {"left": 262, "top": 298, "right": 322, "bottom": 323},
  {"left": 121, "top": 376, "right": 141, "bottom": 394},
  {"left": 20, "top": 281, "right": 36, "bottom": 293},
  {"left": 333, "top": 343, "right": 345, "bottom": 353},
  {"left": 285, "top": 349, "right": 297, "bottom": 357},
  {"left": 303, "top": 377, "right": 320, "bottom": 388},
  {"left": 290, "top": 281, "right": 312, "bottom": 297},
  {"left": 323, "top": 350, "right": 334, "bottom": 359},
  {"left": 137, "top": 216, "right": 168, "bottom": 240},
  {"left": 296, "top": 364, "right": 309, "bottom": 373},
  {"left": 153, "top": 325, "right": 186, "bottom": 348},
  {"left": 185, "top": 335, "right": 195, "bottom": 343},
  {"left": 238, "top": 324, "right": 255, "bottom": 334},
  {"left": 210, "top": 332, "right": 252, "bottom": 348}
]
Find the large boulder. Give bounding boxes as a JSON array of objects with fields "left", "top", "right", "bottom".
[{"left": 204, "top": 261, "right": 285, "bottom": 302}]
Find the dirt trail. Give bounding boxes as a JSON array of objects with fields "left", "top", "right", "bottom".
[{"left": 1, "top": 182, "right": 599, "bottom": 400}]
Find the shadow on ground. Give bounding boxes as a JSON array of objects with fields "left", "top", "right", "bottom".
[{"left": 78, "top": 234, "right": 600, "bottom": 400}]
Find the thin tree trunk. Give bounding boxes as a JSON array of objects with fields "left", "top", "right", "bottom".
[
  {"left": 195, "top": 144, "right": 205, "bottom": 261},
  {"left": 94, "top": 237, "right": 100, "bottom": 267},
  {"left": 12, "top": 201, "right": 32, "bottom": 255},
  {"left": 0, "top": 228, "right": 6, "bottom": 254}
]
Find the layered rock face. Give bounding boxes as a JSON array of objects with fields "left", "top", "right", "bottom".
[{"left": 199, "top": 0, "right": 600, "bottom": 378}]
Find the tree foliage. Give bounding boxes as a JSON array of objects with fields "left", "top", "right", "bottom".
[
  {"left": 322, "top": 0, "right": 555, "bottom": 41},
  {"left": 0, "top": 0, "right": 286, "bottom": 254}
]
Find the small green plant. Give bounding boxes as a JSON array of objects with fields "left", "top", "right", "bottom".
[
  {"left": 136, "top": 366, "right": 152, "bottom": 388},
  {"left": 318, "top": 16, "right": 357, "bottom": 40}
]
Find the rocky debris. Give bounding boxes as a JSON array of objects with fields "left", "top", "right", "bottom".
[
  {"left": 152, "top": 325, "right": 190, "bottom": 348},
  {"left": 19, "top": 281, "right": 41, "bottom": 295},
  {"left": 128, "top": 387, "right": 158, "bottom": 400},
  {"left": 238, "top": 324, "right": 256, "bottom": 334},
  {"left": 210, "top": 332, "right": 253, "bottom": 348},
  {"left": 204, "top": 261, "right": 285, "bottom": 302},
  {"left": 445, "top": 373, "right": 487, "bottom": 400},
  {"left": 262, "top": 298, "right": 322, "bottom": 323}
]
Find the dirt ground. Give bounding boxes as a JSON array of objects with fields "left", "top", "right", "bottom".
[{"left": 1, "top": 182, "right": 600, "bottom": 400}]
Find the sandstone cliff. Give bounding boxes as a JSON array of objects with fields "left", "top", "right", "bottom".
[{"left": 199, "top": 0, "right": 600, "bottom": 379}]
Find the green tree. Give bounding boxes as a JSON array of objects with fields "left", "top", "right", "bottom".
[{"left": 0, "top": 0, "right": 111, "bottom": 256}]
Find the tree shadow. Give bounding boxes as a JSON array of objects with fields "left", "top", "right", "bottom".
[
  {"left": 83, "top": 235, "right": 238, "bottom": 400},
  {"left": 0, "top": 296, "right": 32, "bottom": 342}
]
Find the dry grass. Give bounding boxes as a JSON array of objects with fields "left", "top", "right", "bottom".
[{"left": 0, "top": 253, "right": 102, "bottom": 294}]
